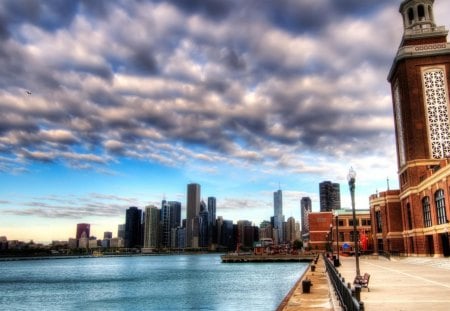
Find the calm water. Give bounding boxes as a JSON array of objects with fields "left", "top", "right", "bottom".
[{"left": 0, "top": 254, "right": 308, "bottom": 311}]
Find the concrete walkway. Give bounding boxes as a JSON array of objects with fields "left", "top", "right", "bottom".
[
  {"left": 336, "top": 255, "right": 450, "bottom": 311},
  {"left": 278, "top": 256, "right": 334, "bottom": 310}
]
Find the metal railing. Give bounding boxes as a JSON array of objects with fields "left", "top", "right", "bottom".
[{"left": 323, "top": 255, "right": 364, "bottom": 311}]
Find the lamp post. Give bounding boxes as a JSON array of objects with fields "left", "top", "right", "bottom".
[
  {"left": 348, "top": 167, "right": 360, "bottom": 277},
  {"left": 335, "top": 212, "right": 340, "bottom": 266}
]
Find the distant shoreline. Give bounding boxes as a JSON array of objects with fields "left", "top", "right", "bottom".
[{"left": 0, "top": 252, "right": 218, "bottom": 262}]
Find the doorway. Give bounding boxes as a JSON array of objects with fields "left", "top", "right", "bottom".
[{"left": 440, "top": 233, "right": 450, "bottom": 257}]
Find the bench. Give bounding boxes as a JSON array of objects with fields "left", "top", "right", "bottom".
[{"left": 354, "top": 273, "right": 370, "bottom": 292}]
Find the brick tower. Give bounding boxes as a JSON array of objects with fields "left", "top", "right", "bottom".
[{"left": 372, "top": 0, "right": 450, "bottom": 257}]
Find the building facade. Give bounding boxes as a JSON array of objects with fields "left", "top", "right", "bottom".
[
  {"left": 186, "top": 183, "right": 201, "bottom": 248},
  {"left": 319, "top": 181, "right": 341, "bottom": 212},
  {"left": 301, "top": 197, "right": 312, "bottom": 241},
  {"left": 124, "top": 206, "right": 142, "bottom": 248},
  {"left": 370, "top": 0, "right": 450, "bottom": 256}
]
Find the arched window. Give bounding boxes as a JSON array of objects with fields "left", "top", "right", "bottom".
[
  {"left": 407, "top": 203, "right": 413, "bottom": 230},
  {"left": 418, "top": 5, "right": 425, "bottom": 20},
  {"left": 435, "top": 189, "right": 447, "bottom": 225},
  {"left": 408, "top": 8, "right": 414, "bottom": 25},
  {"left": 428, "top": 6, "right": 433, "bottom": 21},
  {"left": 422, "top": 196, "right": 432, "bottom": 227}
]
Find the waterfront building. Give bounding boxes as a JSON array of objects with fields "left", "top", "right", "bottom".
[
  {"left": 125, "top": 206, "right": 143, "bottom": 248},
  {"left": 117, "top": 224, "right": 125, "bottom": 239},
  {"left": 68, "top": 238, "right": 78, "bottom": 249},
  {"left": 319, "top": 181, "right": 341, "bottom": 212},
  {"left": 0, "top": 236, "right": 7, "bottom": 250},
  {"left": 301, "top": 197, "right": 312, "bottom": 242},
  {"left": 370, "top": 0, "right": 450, "bottom": 257},
  {"left": 78, "top": 231, "right": 89, "bottom": 249},
  {"left": 88, "top": 238, "right": 99, "bottom": 249},
  {"left": 103, "top": 232, "right": 112, "bottom": 239},
  {"left": 220, "top": 220, "right": 235, "bottom": 251},
  {"left": 143, "top": 205, "right": 160, "bottom": 250},
  {"left": 110, "top": 237, "right": 124, "bottom": 248},
  {"left": 76, "top": 223, "right": 90, "bottom": 240},
  {"left": 160, "top": 200, "right": 181, "bottom": 248},
  {"left": 207, "top": 197, "right": 216, "bottom": 226},
  {"left": 186, "top": 183, "right": 201, "bottom": 248}
]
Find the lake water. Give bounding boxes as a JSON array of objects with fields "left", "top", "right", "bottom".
[{"left": 0, "top": 254, "right": 308, "bottom": 310}]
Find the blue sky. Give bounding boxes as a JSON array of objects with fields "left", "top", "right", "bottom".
[{"left": 1, "top": 0, "right": 449, "bottom": 243}]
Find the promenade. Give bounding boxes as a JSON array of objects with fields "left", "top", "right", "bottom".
[
  {"left": 279, "top": 255, "right": 450, "bottom": 311},
  {"left": 336, "top": 255, "right": 450, "bottom": 310}
]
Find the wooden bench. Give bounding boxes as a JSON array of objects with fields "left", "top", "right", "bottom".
[{"left": 354, "top": 273, "right": 370, "bottom": 292}]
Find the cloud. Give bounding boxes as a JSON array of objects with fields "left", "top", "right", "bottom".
[{"left": 0, "top": 0, "right": 447, "bottom": 195}]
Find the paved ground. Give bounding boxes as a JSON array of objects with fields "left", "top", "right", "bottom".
[
  {"left": 336, "top": 255, "right": 450, "bottom": 311},
  {"left": 278, "top": 256, "right": 333, "bottom": 310}
]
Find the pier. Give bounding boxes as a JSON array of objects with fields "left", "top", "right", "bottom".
[
  {"left": 279, "top": 254, "right": 450, "bottom": 311},
  {"left": 220, "top": 253, "right": 315, "bottom": 263}
]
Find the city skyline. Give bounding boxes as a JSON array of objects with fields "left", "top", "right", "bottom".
[{"left": 1, "top": 1, "right": 450, "bottom": 243}]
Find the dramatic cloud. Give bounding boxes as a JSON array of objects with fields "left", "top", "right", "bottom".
[{"left": 1, "top": 0, "right": 449, "bottom": 228}]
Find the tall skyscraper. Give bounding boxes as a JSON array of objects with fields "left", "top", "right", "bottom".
[
  {"left": 125, "top": 206, "right": 142, "bottom": 248},
  {"left": 117, "top": 224, "right": 125, "bottom": 239},
  {"left": 300, "top": 197, "right": 312, "bottom": 239},
  {"left": 160, "top": 200, "right": 181, "bottom": 248},
  {"left": 144, "top": 205, "right": 160, "bottom": 249},
  {"left": 273, "top": 189, "right": 285, "bottom": 244},
  {"left": 76, "top": 223, "right": 90, "bottom": 240},
  {"left": 207, "top": 197, "right": 216, "bottom": 226},
  {"left": 199, "top": 200, "right": 209, "bottom": 248},
  {"left": 319, "top": 181, "right": 341, "bottom": 212},
  {"left": 186, "top": 183, "right": 201, "bottom": 248},
  {"left": 286, "top": 217, "right": 296, "bottom": 243}
]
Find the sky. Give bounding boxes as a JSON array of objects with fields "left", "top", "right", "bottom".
[{"left": 1, "top": 0, "right": 450, "bottom": 243}]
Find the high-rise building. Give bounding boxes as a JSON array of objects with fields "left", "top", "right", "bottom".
[
  {"left": 160, "top": 200, "right": 181, "bottom": 248},
  {"left": 186, "top": 183, "right": 201, "bottom": 248},
  {"left": 199, "top": 201, "right": 209, "bottom": 248},
  {"left": 273, "top": 189, "right": 285, "bottom": 244},
  {"left": 103, "top": 232, "right": 112, "bottom": 239},
  {"left": 76, "top": 223, "right": 90, "bottom": 240},
  {"left": 207, "top": 197, "right": 216, "bottom": 226},
  {"left": 301, "top": 197, "right": 312, "bottom": 240},
  {"left": 370, "top": 0, "right": 450, "bottom": 257},
  {"left": 144, "top": 205, "right": 160, "bottom": 249},
  {"left": 117, "top": 224, "right": 125, "bottom": 239},
  {"left": 319, "top": 181, "right": 341, "bottom": 212},
  {"left": 286, "top": 217, "right": 297, "bottom": 243},
  {"left": 124, "top": 206, "right": 142, "bottom": 248}
]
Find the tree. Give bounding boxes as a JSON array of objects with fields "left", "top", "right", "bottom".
[{"left": 293, "top": 239, "right": 303, "bottom": 250}]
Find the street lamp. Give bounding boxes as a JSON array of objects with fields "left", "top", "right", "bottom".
[
  {"left": 335, "top": 211, "right": 340, "bottom": 267},
  {"left": 348, "top": 167, "right": 360, "bottom": 278}
]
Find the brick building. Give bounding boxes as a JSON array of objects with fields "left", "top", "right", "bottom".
[
  {"left": 309, "top": 209, "right": 372, "bottom": 253},
  {"left": 370, "top": 0, "right": 450, "bottom": 257}
]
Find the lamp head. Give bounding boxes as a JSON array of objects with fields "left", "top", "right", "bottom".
[{"left": 347, "top": 167, "right": 356, "bottom": 182}]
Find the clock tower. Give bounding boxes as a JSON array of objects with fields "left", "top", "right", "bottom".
[
  {"left": 388, "top": 0, "right": 450, "bottom": 190},
  {"left": 371, "top": 0, "right": 450, "bottom": 257}
]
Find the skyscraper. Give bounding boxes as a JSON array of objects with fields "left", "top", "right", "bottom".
[
  {"left": 160, "top": 200, "right": 181, "bottom": 248},
  {"left": 124, "top": 206, "right": 142, "bottom": 248},
  {"left": 76, "top": 223, "right": 90, "bottom": 240},
  {"left": 199, "top": 200, "right": 209, "bottom": 248},
  {"left": 273, "top": 189, "right": 285, "bottom": 244},
  {"left": 319, "top": 181, "right": 341, "bottom": 212},
  {"left": 186, "top": 183, "right": 201, "bottom": 248},
  {"left": 144, "top": 205, "right": 160, "bottom": 249},
  {"left": 301, "top": 197, "right": 312, "bottom": 240},
  {"left": 207, "top": 196, "right": 216, "bottom": 226}
]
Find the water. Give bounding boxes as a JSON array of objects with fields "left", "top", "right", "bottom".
[{"left": 0, "top": 254, "right": 308, "bottom": 311}]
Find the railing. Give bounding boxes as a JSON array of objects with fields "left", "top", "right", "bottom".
[{"left": 323, "top": 255, "right": 364, "bottom": 311}]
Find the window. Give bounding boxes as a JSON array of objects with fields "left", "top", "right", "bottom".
[
  {"left": 408, "top": 8, "right": 414, "bottom": 24},
  {"left": 422, "top": 68, "right": 450, "bottom": 159},
  {"left": 349, "top": 219, "right": 359, "bottom": 226},
  {"left": 407, "top": 203, "right": 413, "bottom": 230},
  {"left": 423, "top": 196, "right": 432, "bottom": 227},
  {"left": 435, "top": 189, "right": 447, "bottom": 225},
  {"left": 338, "top": 220, "right": 344, "bottom": 227},
  {"left": 361, "top": 219, "right": 371, "bottom": 226},
  {"left": 339, "top": 232, "right": 344, "bottom": 242},
  {"left": 418, "top": 5, "right": 425, "bottom": 20},
  {"left": 350, "top": 231, "right": 360, "bottom": 242},
  {"left": 376, "top": 211, "right": 382, "bottom": 233}
]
